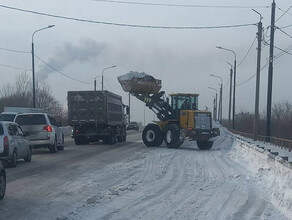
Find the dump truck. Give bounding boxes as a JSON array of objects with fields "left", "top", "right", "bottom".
[
  {"left": 68, "top": 91, "right": 128, "bottom": 145},
  {"left": 118, "top": 72, "right": 220, "bottom": 150}
]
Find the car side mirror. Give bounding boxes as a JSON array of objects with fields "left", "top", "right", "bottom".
[{"left": 57, "top": 122, "right": 63, "bottom": 127}]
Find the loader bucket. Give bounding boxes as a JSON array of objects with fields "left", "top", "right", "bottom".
[{"left": 118, "top": 71, "right": 162, "bottom": 94}]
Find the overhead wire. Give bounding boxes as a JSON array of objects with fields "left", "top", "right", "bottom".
[
  {"left": 237, "top": 36, "right": 257, "bottom": 68},
  {"left": 92, "top": 0, "right": 270, "bottom": 9},
  {"left": 34, "top": 55, "right": 92, "bottom": 85},
  {"left": 0, "top": 63, "right": 31, "bottom": 71},
  {"left": 275, "top": 5, "right": 292, "bottom": 23},
  {"left": 0, "top": 4, "right": 257, "bottom": 30},
  {"left": 0, "top": 47, "right": 30, "bottom": 54},
  {"left": 276, "top": 27, "right": 292, "bottom": 39}
]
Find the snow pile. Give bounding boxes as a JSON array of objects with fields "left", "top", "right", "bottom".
[
  {"left": 117, "top": 71, "right": 149, "bottom": 81},
  {"left": 230, "top": 138, "right": 292, "bottom": 219}
]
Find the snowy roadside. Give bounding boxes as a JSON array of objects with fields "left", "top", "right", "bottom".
[
  {"left": 229, "top": 129, "right": 292, "bottom": 219},
  {"left": 55, "top": 127, "right": 288, "bottom": 220}
]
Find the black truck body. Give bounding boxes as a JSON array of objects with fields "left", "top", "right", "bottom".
[{"left": 68, "top": 91, "right": 127, "bottom": 145}]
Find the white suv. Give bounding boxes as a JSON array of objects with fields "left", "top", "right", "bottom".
[{"left": 15, "top": 113, "right": 64, "bottom": 153}]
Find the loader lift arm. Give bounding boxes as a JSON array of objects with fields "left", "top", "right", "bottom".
[{"left": 132, "top": 91, "right": 173, "bottom": 122}]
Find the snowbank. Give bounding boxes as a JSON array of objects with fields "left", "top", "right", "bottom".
[{"left": 230, "top": 137, "right": 292, "bottom": 219}]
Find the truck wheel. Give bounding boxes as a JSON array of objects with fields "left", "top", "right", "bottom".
[
  {"left": 81, "top": 137, "right": 89, "bottom": 145},
  {"left": 197, "top": 141, "right": 213, "bottom": 150},
  {"left": 142, "top": 124, "right": 163, "bottom": 147},
  {"left": 118, "top": 128, "right": 127, "bottom": 142},
  {"left": 164, "top": 124, "right": 183, "bottom": 149},
  {"left": 74, "top": 137, "right": 81, "bottom": 145},
  {"left": 108, "top": 131, "right": 116, "bottom": 145}
]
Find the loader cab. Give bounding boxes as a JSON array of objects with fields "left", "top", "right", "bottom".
[{"left": 170, "top": 93, "right": 199, "bottom": 111}]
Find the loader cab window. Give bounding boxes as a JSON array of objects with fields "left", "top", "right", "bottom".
[{"left": 171, "top": 95, "right": 198, "bottom": 111}]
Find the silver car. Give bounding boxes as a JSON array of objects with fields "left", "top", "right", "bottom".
[
  {"left": 0, "top": 121, "right": 32, "bottom": 167},
  {"left": 14, "top": 113, "right": 64, "bottom": 153}
]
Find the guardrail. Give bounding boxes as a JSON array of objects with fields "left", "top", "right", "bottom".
[{"left": 228, "top": 128, "right": 292, "bottom": 152}]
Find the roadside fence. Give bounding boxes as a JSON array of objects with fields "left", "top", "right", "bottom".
[{"left": 228, "top": 128, "right": 292, "bottom": 152}]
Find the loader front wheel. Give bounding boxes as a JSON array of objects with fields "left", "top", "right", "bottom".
[
  {"left": 142, "top": 124, "right": 163, "bottom": 147},
  {"left": 164, "top": 124, "right": 183, "bottom": 149},
  {"left": 197, "top": 141, "right": 213, "bottom": 150}
]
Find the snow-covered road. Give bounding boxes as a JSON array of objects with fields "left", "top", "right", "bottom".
[
  {"left": 1, "top": 128, "right": 291, "bottom": 220},
  {"left": 62, "top": 128, "right": 291, "bottom": 220}
]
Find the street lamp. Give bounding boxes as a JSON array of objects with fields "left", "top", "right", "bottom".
[
  {"left": 94, "top": 75, "right": 100, "bottom": 91},
  {"left": 32, "top": 25, "right": 55, "bottom": 108},
  {"left": 208, "top": 87, "right": 218, "bottom": 121},
  {"left": 216, "top": 46, "right": 237, "bottom": 129},
  {"left": 227, "top": 62, "right": 233, "bottom": 128},
  {"left": 102, "top": 65, "right": 117, "bottom": 91},
  {"left": 210, "top": 74, "right": 223, "bottom": 123}
]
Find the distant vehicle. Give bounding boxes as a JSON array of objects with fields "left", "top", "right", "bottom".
[
  {"left": 0, "top": 121, "right": 31, "bottom": 167},
  {"left": 0, "top": 161, "right": 6, "bottom": 200},
  {"left": 127, "top": 122, "right": 139, "bottom": 131},
  {"left": 68, "top": 91, "right": 129, "bottom": 145},
  {"left": 14, "top": 113, "right": 64, "bottom": 153},
  {"left": 0, "top": 107, "right": 44, "bottom": 122}
]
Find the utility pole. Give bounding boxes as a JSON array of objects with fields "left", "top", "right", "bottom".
[
  {"left": 227, "top": 62, "right": 233, "bottom": 128},
  {"left": 219, "top": 83, "right": 223, "bottom": 123},
  {"left": 128, "top": 92, "right": 131, "bottom": 123},
  {"left": 215, "top": 92, "right": 218, "bottom": 121},
  {"left": 213, "top": 97, "right": 216, "bottom": 120},
  {"left": 253, "top": 10, "right": 263, "bottom": 141},
  {"left": 233, "top": 59, "right": 237, "bottom": 129},
  {"left": 266, "top": 0, "right": 276, "bottom": 142}
]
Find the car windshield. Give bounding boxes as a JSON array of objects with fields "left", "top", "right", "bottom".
[
  {"left": 0, "top": 113, "right": 16, "bottom": 122},
  {"left": 15, "top": 114, "right": 47, "bottom": 125},
  {"left": 0, "top": 124, "right": 3, "bottom": 135}
]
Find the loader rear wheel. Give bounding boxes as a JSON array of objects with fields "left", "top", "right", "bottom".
[
  {"left": 197, "top": 141, "right": 213, "bottom": 150},
  {"left": 164, "top": 124, "right": 183, "bottom": 149},
  {"left": 142, "top": 124, "right": 163, "bottom": 147}
]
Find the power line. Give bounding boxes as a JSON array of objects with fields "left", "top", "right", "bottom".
[
  {"left": 277, "top": 27, "right": 292, "bottom": 39},
  {"left": 0, "top": 63, "right": 31, "bottom": 71},
  {"left": 92, "top": 0, "right": 270, "bottom": 9},
  {"left": 274, "top": 45, "right": 292, "bottom": 56},
  {"left": 34, "top": 55, "right": 92, "bottom": 85},
  {"left": 275, "top": 5, "right": 292, "bottom": 22},
  {"left": 0, "top": 47, "right": 30, "bottom": 54},
  {"left": 237, "top": 36, "right": 257, "bottom": 68},
  {"left": 280, "top": 24, "right": 292, "bottom": 29},
  {"left": 0, "top": 4, "right": 257, "bottom": 30},
  {"left": 276, "top": 6, "right": 292, "bottom": 17}
]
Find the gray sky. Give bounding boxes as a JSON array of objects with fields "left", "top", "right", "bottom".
[{"left": 0, "top": 0, "right": 292, "bottom": 123}]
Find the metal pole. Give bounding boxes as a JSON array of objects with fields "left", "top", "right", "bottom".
[
  {"left": 94, "top": 79, "right": 96, "bottom": 91},
  {"left": 266, "top": 0, "right": 276, "bottom": 142},
  {"left": 213, "top": 97, "right": 216, "bottom": 120},
  {"left": 102, "top": 74, "right": 104, "bottom": 91},
  {"left": 128, "top": 92, "right": 131, "bottom": 123},
  {"left": 31, "top": 25, "right": 55, "bottom": 108},
  {"left": 254, "top": 19, "right": 263, "bottom": 141},
  {"left": 101, "top": 65, "right": 117, "bottom": 91},
  {"left": 227, "top": 63, "right": 233, "bottom": 128},
  {"left": 215, "top": 92, "right": 218, "bottom": 121},
  {"left": 32, "top": 42, "right": 36, "bottom": 108},
  {"left": 220, "top": 83, "right": 223, "bottom": 122},
  {"left": 233, "top": 59, "right": 236, "bottom": 129}
]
